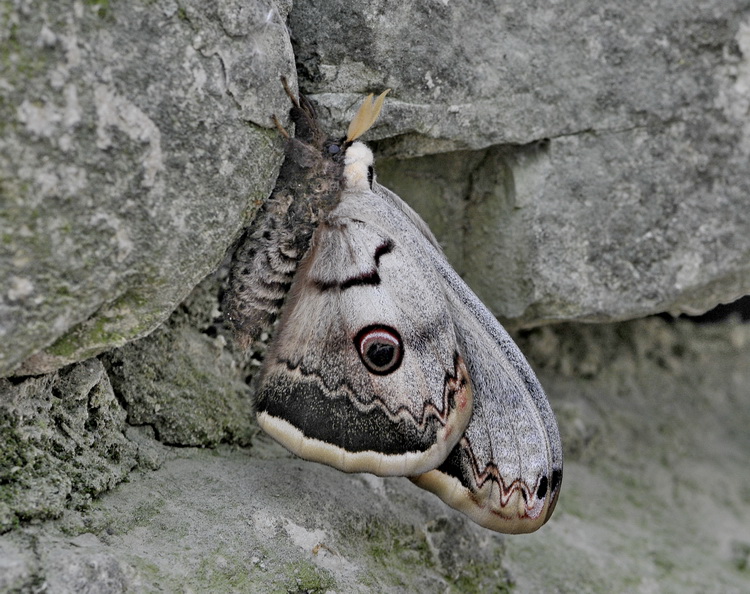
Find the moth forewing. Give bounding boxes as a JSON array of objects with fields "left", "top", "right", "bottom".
[
  {"left": 362, "top": 180, "right": 563, "bottom": 532},
  {"left": 254, "top": 190, "right": 475, "bottom": 477},
  {"left": 406, "top": 228, "right": 563, "bottom": 533}
]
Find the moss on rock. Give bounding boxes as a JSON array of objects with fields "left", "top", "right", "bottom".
[{"left": 0, "top": 359, "right": 138, "bottom": 533}]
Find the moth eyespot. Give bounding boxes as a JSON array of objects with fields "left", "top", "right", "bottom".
[
  {"left": 328, "top": 144, "right": 341, "bottom": 154},
  {"left": 536, "top": 476, "right": 548, "bottom": 499},
  {"left": 355, "top": 325, "right": 403, "bottom": 375}
]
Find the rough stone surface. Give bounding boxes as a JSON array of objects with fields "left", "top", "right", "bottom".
[
  {"left": 376, "top": 132, "right": 750, "bottom": 325},
  {"left": 0, "top": 358, "right": 138, "bottom": 534},
  {"left": 3, "top": 0, "right": 750, "bottom": 372},
  {"left": 292, "top": 1, "right": 750, "bottom": 153},
  {"left": 3, "top": 1, "right": 750, "bottom": 592},
  {"left": 0, "top": 0, "right": 295, "bottom": 376},
  {"left": 295, "top": 1, "right": 750, "bottom": 324},
  {"left": 103, "top": 272, "right": 256, "bottom": 447},
  {"left": 0, "top": 261, "right": 254, "bottom": 541},
  {"left": 1, "top": 318, "right": 749, "bottom": 592}
]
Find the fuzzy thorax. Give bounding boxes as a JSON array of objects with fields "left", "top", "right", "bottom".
[{"left": 343, "top": 141, "right": 374, "bottom": 191}]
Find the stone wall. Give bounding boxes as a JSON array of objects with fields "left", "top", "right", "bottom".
[{"left": 1, "top": 1, "right": 749, "bottom": 591}]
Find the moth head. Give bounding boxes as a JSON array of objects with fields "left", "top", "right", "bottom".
[
  {"left": 343, "top": 141, "right": 375, "bottom": 190},
  {"left": 337, "top": 89, "right": 389, "bottom": 190}
]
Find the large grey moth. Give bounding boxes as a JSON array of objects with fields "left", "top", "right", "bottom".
[{"left": 224, "top": 80, "right": 562, "bottom": 533}]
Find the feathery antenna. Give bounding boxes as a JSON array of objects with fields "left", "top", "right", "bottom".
[{"left": 346, "top": 89, "right": 391, "bottom": 142}]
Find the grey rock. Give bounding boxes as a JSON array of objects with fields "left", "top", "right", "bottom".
[
  {"left": 292, "top": 1, "right": 750, "bottom": 152},
  {"left": 1, "top": 318, "right": 749, "bottom": 592},
  {"left": 0, "top": 0, "right": 295, "bottom": 377},
  {"left": 103, "top": 272, "right": 256, "bottom": 447},
  {"left": 2, "top": 1, "right": 750, "bottom": 591},
  {"left": 3, "top": 447, "right": 512, "bottom": 593},
  {"left": 40, "top": 534, "right": 134, "bottom": 594},
  {"left": 0, "top": 538, "right": 38, "bottom": 593},
  {"left": 0, "top": 358, "right": 138, "bottom": 533},
  {"left": 294, "top": 1, "right": 750, "bottom": 323},
  {"left": 377, "top": 128, "right": 750, "bottom": 324},
  {"left": 0, "top": 266, "right": 252, "bottom": 539}
]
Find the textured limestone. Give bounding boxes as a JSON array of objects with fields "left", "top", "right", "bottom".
[
  {"left": 0, "top": 358, "right": 138, "bottom": 533},
  {"left": 3, "top": 1, "right": 750, "bottom": 375},
  {"left": 2, "top": 1, "right": 750, "bottom": 591},
  {"left": 0, "top": 0, "right": 294, "bottom": 376},
  {"left": 295, "top": 1, "right": 750, "bottom": 324},
  {"left": 103, "top": 272, "right": 255, "bottom": 447},
  {"left": 1, "top": 318, "right": 749, "bottom": 592},
  {"left": 0, "top": 268, "right": 252, "bottom": 537}
]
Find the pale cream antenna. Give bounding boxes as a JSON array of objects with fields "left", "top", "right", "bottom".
[{"left": 346, "top": 89, "right": 391, "bottom": 142}]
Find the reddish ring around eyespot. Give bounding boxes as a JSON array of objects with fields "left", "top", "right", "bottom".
[{"left": 355, "top": 325, "right": 403, "bottom": 375}]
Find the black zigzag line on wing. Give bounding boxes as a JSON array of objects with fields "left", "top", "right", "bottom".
[{"left": 265, "top": 349, "right": 466, "bottom": 429}]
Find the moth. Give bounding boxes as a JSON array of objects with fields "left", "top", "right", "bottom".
[{"left": 224, "top": 80, "right": 562, "bottom": 533}]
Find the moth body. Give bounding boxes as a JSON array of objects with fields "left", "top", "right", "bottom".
[
  {"left": 224, "top": 85, "right": 563, "bottom": 534},
  {"left": 224, "top": 87, "right": 346, "bottom": 347}
]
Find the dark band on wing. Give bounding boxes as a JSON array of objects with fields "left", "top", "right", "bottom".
[
  {"left": 437, "top": 437, "right": 562, "bottom": 515},
  {"left": 340, "top": 270, "right": 381, "bottom": 290},
  {"left": 257, "top": 350, "right": 469, "bottom": 455},
  {"left": 373, "top": 239, "right": 394, "bottom": 263},
  {"left": 258, "top": 371, "right": 436, "bottom": 454}
]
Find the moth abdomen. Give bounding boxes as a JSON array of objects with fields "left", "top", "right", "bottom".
[{"left": 224, "top": 207, "right": 311, "bottom": 346}]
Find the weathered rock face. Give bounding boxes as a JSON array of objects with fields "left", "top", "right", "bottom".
[
  {"left": 0, "top": 358, "right": 137, "bottom": 533},
  {"left": 2, "top": 1, "right": 750, "bottom": 592},
  {"left": 293, "top": 0, "right": 750, "bottom": 324},
  {"left": 3, "top": 0, "right": 750, "bottom": 375},
  {"left": 0, "top": 0, "right": 295, "bottom": 377},
  {"left": 2, "top": 318, "right": 749, "bottom": 592},
  {"left": 293, "top": 2, "right": 750, "bottom": 150},
  {"left": 376, "top": 130, "right": 750, "bottom": 325},
  {"left": 102, "top": 272, "right": 256, "bottom": 447},
  {"left": 0, "top": 261, "right": 254, "bottom": 537}
]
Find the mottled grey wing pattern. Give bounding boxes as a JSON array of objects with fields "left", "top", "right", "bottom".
[
  {"left": 255, "top": 195, "right": 474, "bottom": 477},
  {"left": 412, "top": 252, "right": 563, "bottom": 532},
  {"left": 345, "top": 182, "right": 562, "bottom": 533},
  {"left": 225, "top": 85, "right": 562, "bottom": 533},
  {"left": 253, "top": 175, "right": 562, "bottom": 532}
]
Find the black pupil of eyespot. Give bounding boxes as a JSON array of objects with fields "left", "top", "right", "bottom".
[
  {"left": 355, "top": 325, "right": 403, "bottom": 375},
  {"left": 367, "top": 342, "right": 394, "bottom": 368}
]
